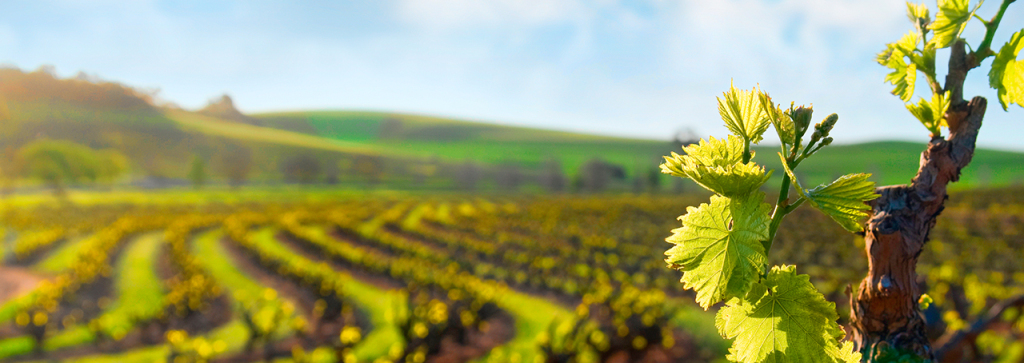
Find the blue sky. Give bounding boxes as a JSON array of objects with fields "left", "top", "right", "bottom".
[{"left": 1, "top": 0, "right": 1021, "bottom": 150}]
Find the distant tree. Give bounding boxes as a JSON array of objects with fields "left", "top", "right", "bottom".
[
  {"left": 631, "top": 174, "right": 644, "bottom": 194},
  {"left": 455, "top": 161, "right": 481, "bottom": 191},
  {"left": 323, "top": 157, "right": 340, "bottom": 185},
  {"left": 353, "top": 154, "right": 384, "bottom": 186},
  {"left": 538, "top": 159, "right": 567, "bottom": 193},
  {"left": 95, "top": 149, "right": 129, "bottom": 184},
  {"left": 570, "top": 172, "right": 584, "bottom": 193},
  {"left": 187, "top": 156, "right": 208, "bottom": 189},
  {"left": 672, "top": 127, "right": 699, "bottom": 147},
  {"left": 17, "top": 140, "right": 126, "bottom": 197},
  {"left": 219, "top": 143, "right": 252, "bottom": 189},
  {"left": 495, "top": 162, "right": 523, "bottom": 192},
  {"left": 646, "top": 167, "right": 662, "bottom": 193},
  {"left": 337, "top": 157, "right": 354, "bottom": 181},
  {"left": 0, "top": 146, "right": 16, "bottom": 197},
  {"left": 579, "top": 159, "right": 625, "bottom": 193},
  {"left": 0, "top": 96, "right": 17, "bottom": 196},
  {"left": 280, "top": 154, "right": 322, "bottom": 184},
  {"left": 378, "top": 117, "right": 404, "bottom": 139},
  {"left": 410, "top": 156, "right": 439, "bottom": 186}
]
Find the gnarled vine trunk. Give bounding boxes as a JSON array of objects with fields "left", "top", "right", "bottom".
[{"left": 849, "top": 41, "right": 987, "bottom": 362}]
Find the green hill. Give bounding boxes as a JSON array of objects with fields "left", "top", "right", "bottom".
[
  {"left": 255, "top": 110, "right": 672, "bottom": 176},
  {"left": 252, "top": 110, "right": 1024, "bottom": 188},
  {"left": 0, "top": 68, "right": 383, "bottom": 185},
  {"left": 753, "top": 141, "right": 1024, "bottom": 189},
  {"left": 1, "top": 67, "right": 1020, "bottom": 190}
]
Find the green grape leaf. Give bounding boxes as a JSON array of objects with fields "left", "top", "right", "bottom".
[
  {"left": 905, "top": 1, "right": 930, "bottom": 24},
  {"left": 876, "top": 46, "right": 893, "bottom": 65},
  {"left": 665, "top": 193, "right": 770, "bottom": 309},
  {"left": 989, "top": 29, "right": 1024, "bottom": 111},
  {"left": 778, "top": 153, "right": 878, "bottom": 232},
  {"left": 758, "top": 92, "right": 795, "bottom": 146},
  {"left": 882, "top": 49, "right": 917, "bottom": 102},
  {"left": 716, "top": 265, "right": 861, "bottom": 363},
  {"left": 928, "top": 0, "right": 971, "bottom": 49},
  {"left": 661, "top": 135, "right": 772, "bottom": 197},
  {"left": 910, "top": 46, "right": 937, "bottom": 80},
  {"left": 719, "top": 83, "right": 770, "bottom": 143},
  {"left": 895, "top": 30, "right": 920, "bottom": 54},
  {"left": 906, "top": 90, "right": 951, "bottom": 135}
]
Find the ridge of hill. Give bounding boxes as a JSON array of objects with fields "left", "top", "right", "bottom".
[
  {"left": 197, "top": 94, "right": 261, "bottom": 125},
  {"left": 1, "top": 66, "right": 1021, "bottom": 189},
  {"left": 254, "top": 110, "right": 632, "bottom": 143}
]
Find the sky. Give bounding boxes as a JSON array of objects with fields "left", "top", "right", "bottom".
[{"left": 0, "top": 0, "right": 1021, "bottom": 150}]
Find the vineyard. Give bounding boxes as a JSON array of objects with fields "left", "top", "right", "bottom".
[{"left": 0, "top": 186, "right": 1018, "bottom": 363}]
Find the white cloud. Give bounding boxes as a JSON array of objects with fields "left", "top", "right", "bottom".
[
  {"left": 396, "top": 0, "right": 584, "bottom": 30},
  {"left": 3, "top": 0, "right": 1020, "bottom": 150},
  {"left": 648, "top": 1, "right": 928, "bottom": 143}
]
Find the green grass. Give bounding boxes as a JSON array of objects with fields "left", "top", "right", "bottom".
[
  {"left": 33, "top": 235, "right": 90, "bottom": 274},
  {"left": 59, "top": 345, "right": 167, "bottom": 363},
  {"left": 194, "top": 229, "right": 276, "bottom": 303},
  {"left": 254, "top": 226, "right": 403, "bottom": 361},
  {"left": 284, "top": 223, "right": 575, "bottom": 363},
  {"left": 50, "top": 321, "right": 252, "bottom": 363},
  {"left": 667, "top": 299, "right": 730, "bottom": 362},
  {"left": 0, "top": 232, "right": 167, "bottom": 359},
  {"left": 0, "top": 326, "right": 96, "bottom": 360},
  {"left": 254, "top": 110, "right": 672, "bottom": 177},
  {"left": 91, "top": 232, "right": 166, "bottom": 340},
  {"left": 379, "top": 139, "right": 669, "bottom": 178},
  {"left": 166, "top": 109, "right": 385, "bottom": 157},
  {"left": 753, "top": 141, "right": 1024, "bottom": 189},
  {"left": 475, "top": 290, "right": 572, "bottom": 363},
  {"left": 193, "top": 229, "right": 299, "bottom": 345},
  {"left": 36, "top": 230, "right": 298, "bottom": 363},
  {"left": 253, "top": 110, "right": 620, "bottom": 143},
  {"left": 0, "top": 294, "right": 35, "bottom": 326}
]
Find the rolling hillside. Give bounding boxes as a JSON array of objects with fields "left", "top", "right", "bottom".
[
  {"left": 0, "top": 68, "right": 390, "bottom": 186},
  {"left": 253, "top": 110, "right": 1024, "bottom": 188},
  {"left": 254, "top": 110, "right": 669, "bottom": 178},
  {"left": 1, "top": 66, "right": 1021, "bottom": 190}
]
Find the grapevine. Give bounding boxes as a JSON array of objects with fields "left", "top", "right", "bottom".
[{"left": 661, "top": 84, "right": 878, "bottom": 362}]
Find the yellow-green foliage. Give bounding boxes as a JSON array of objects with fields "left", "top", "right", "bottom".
[{"left": 17, "top": 139, "right": 127, "bottom": 186}]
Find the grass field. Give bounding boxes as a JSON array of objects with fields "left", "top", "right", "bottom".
[
  {"left": 251, "top": 110, "right": 1024, "bottom": 188},
  {"left": 165, "top": 109, "right": 383, "bottom": 157}
]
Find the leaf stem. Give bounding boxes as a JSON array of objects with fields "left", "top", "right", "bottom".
[
  {"left": 973, "top": 0, "right": 1014, "bottom": 63},
  {"left": 764, "top": 157, "right": 803, "bottom": 254},
  {"left": 925, "top": 72, "right": 943, "bottom": 96},
  {"left": 742, "top": 138, "right": 752, "bottom": 164}
]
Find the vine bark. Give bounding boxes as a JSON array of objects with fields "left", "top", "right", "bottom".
[{"left": 849, "top": 41, "right": 987, "bottom": 361}]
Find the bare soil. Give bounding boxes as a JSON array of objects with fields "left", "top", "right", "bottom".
[
  {"left": 280, "top": 229, "right": 404, "bottom": 291},
  {"left": 429, "top": 311, "right": 515, "bottom": 363},
  {"left": 0, "top": 267, "right": 44, "bottom": 305},
  {"left": 4, "top": 235, "right": 234, "bottom": 363},
  {"left": 219, "top": 235, "right": 367, "bottom": 346}
]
